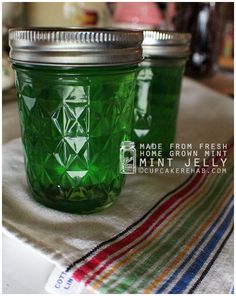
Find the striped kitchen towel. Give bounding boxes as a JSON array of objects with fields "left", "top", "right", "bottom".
[
  {"left": 66, "top": 144, "right": 234, "bottom": 294},
  {"left": 3, "top": 77, "right": 234, "bottom": 294},
  {"left": 3, "top": 139, "right": 233, "bottom": 294}
]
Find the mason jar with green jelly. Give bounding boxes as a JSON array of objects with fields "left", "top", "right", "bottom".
[
  {"left": 9, "top": 28, "right": 143, "bottom": 214},
  {"left": 133, "top": 31, "right": 191, "bottom": 157}
]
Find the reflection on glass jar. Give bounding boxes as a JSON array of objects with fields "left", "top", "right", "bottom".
[{"left": 9, "top": 28, "right": 143, "bottom": 214}]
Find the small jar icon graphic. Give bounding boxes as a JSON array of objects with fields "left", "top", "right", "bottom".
[{"left": 120, "top": 141, "right": 136, "bottom": 174}]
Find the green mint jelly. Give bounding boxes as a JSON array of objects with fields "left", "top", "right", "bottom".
[
  {"left": 133, "top": 59, "right": 185, "bottom": 156},
  {"left": 13, "top": 64, "right": 137, "bottom": 213}
]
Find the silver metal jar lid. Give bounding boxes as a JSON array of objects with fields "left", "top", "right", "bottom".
[
  {"left": 142, "top": 30, "right": 191, "bottom": 58},
  {"left": 9, "top": 27, "right": 143, "bottom": 66}
]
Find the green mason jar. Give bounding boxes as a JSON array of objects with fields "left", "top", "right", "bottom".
[
  {"left": 9, "top": 28, "right": 143, "bottom": 214},
  {"left": 133, "top": 31, "right": 191, "bottom": 157}
]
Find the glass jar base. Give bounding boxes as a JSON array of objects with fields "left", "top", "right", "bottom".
[{"left": 31, "top": 190, "right": 118, "bottom": 214}]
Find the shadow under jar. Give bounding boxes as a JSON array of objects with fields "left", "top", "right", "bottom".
[
  {"left": 133, "top": 31, "right": 191, "bottom": 157},
  {"left": 9, "top": 28, "right": 143, "bottom": 214}
]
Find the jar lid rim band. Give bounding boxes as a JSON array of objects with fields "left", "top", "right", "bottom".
[
  {"left": 9, "top": 27, "right": 143, "bottom": 66},
  {"left": 143, "top": 30, "right": 191, "bottom": 45},
  {"left": 142, "top": 30, "right": 191, "bottom": 57}
]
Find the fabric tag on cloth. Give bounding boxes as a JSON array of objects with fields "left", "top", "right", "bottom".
[{"left": 45, "top": 267, "right": 88, "bottom": 294}]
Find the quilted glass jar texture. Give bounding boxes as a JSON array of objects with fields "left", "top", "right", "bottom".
[
  {"left": 133, "top": 31, "right": 191, "bottom": 157},
  {"left": 14, "top": 65, "right": 137, "bottom": 213},
  {"left": 9, "top": 28, "right": 143, "bottom": 213},
  {"left": 133, "top": 59, "right": 185, "bottom": 156}
]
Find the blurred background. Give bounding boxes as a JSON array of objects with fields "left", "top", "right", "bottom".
[{"left": 2, "top": 2, "right": 234, "bottom": 142}]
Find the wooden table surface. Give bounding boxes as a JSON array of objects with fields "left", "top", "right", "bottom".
[{"left": 194, "top": 72, "right": 234, "bottom": 98}]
